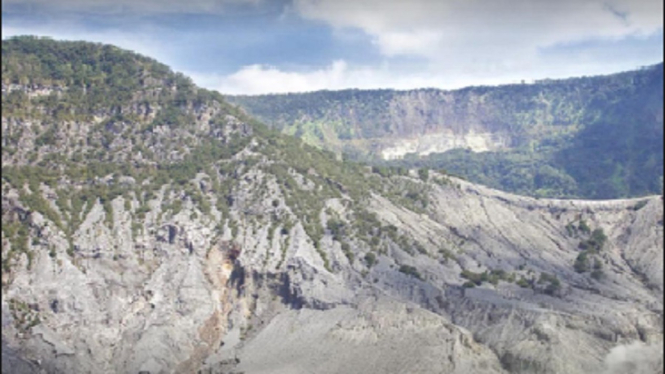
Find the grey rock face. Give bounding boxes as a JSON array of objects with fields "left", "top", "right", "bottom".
[
  {"left": 2, "top": 164, "right": 662, "bottom": 374},
  {"left": 233, "top": 299, "right": 507, "bottom": 374}
]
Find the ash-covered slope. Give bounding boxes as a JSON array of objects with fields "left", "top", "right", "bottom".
[{"left": 2, "top": 37, "right": 663, "bottom": 374}]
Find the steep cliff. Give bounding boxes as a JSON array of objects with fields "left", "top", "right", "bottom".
[
  {"left": 2, "top": 36, "right": 663, "bottom": 374},
  {"left": 227, "top": 64, "right": 664, "bottom": 199}
]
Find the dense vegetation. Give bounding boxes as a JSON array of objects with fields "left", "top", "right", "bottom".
[
  {"left": 0, "top": 36, "right": 453, "bottom": 277},
  {"left": 3, "top": 39, "right": 258, "bottom": 117},
  {"left": 382, "top": 148, "right": 578, "bottom": 198},
  {"left": 228, "top": 64, "right": 664, "bottom": 199},
  {"left": 0, "top": 36, "right": 647, "bottom": 299}
]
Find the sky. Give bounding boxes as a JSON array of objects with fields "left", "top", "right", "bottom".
[{"left": 2, "top": 0, "right": 663, "bottom": 95}]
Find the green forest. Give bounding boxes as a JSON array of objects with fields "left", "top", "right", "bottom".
[
  {"left": 3, "top": 36, "right": 663, "bottom": 200},
  {"left": 228, "top": 64, "right": 664, "bottom": 199}
]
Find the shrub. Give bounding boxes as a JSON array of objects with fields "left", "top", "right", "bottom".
[
  {"left": 439, "top": 248, "right": 455, "bottom": 262},
  {"left": 399, "top": 264, "right": 423, "bottom": 280},
  {"left": 591, "top": 259, "right": 604, "bottom": 280},
  {"left": 341, "top": 242, "right": 353, "bottom": 262},
  {"left": 461, "top": 269, "right": 483, "bottom": 285},
  {"left": 364, "top": 252, "right": 377, "bottom": 267},
  {"left": 538, "top": 272, "right": 561, "bottom": 295},
  {"left": 544, "top": 281, "right": 561, "bottom": 295},
  {"left": 631, "top": 200, "right": 648, "bottom": 211},
  {"left": 574, "top": 252, "right": 589, "bottom": 273},
  {"left": 326, "top": 218, "right": 345, "bottom": 241},
  {"left": 418, "top": 168, "right": 429, "bottom": 182},
  {"left": 516, "top": 276, "right": 531, "bottom": 288},
  {"left": 590, "top": 228, "right": 607, "bottom": 249}
]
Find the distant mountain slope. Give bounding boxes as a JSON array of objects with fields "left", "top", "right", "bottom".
[
  {"left": 1, "top": 36, "right": 662, "bottom": 374},
  {"left": 227, "top": 64, "right": 664, "bottom": 199}
]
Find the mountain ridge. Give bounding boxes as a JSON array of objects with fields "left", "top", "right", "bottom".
[
  {"left": 227, "top": 63, "right": 664, "bottom": 199},
  {"left": 1, "top": 36, "right": 663, "bottom": 374}
]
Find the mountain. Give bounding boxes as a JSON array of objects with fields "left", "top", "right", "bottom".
[
  {"left": 227, "top": 64, "right": 664, "bottom": 199},
  {"left": 1, "top": 36, "right": 663, "bottom": 374}
]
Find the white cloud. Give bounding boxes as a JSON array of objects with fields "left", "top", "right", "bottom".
[
  {"left": 293, "top": 0, "right": 663, "bottom": 71},
  {"left": 220, "top": 60, "right": 350, "bottom": 94},
  {"left": 196, "top": 44, "right": 662, "bottom": 95},
  {"left": 190, "top": 60, "right": 368, "bottom": 95},
  {"left": 3, "top": 0, "right": 661, "bottom": 95},
  {"left": 377, "top": 29, "right": 445, "bottom": 57},
  {"left": 191, "top": 59, "right": 544, "bottom": 95}
]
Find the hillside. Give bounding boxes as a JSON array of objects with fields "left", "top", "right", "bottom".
[
  {"left": 1, "top": 36, "right": 663, "bottom": 374},
  {"left": 227, "top": 65, "right": 664, "bottom": 199}
]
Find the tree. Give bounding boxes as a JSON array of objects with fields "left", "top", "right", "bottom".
[
  {"left": 574, "top": 252, "right": 589, "bottom": 273},
  {"left": 364, "top": 252, "right": 377, "bottom": 267},
  {"left": 418, "top": 168, "right": 429, "bottom": 182}
]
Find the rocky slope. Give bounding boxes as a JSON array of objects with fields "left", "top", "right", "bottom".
[{"left": 2, "top": 37, "right": 663, "bottom": 374}]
